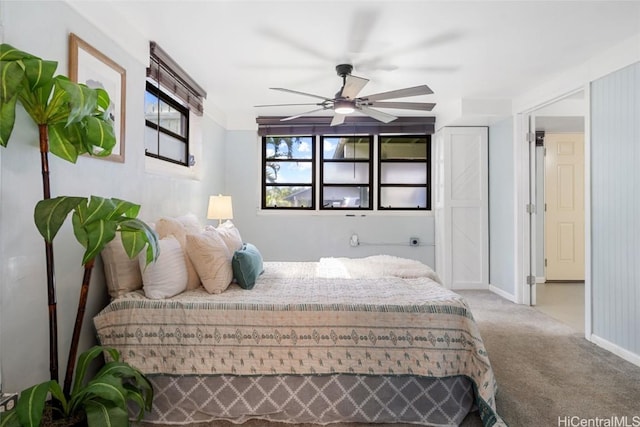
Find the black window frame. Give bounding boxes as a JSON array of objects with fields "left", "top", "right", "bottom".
[
  {"left": 262, "top": 135, "right": 316, "bottom": 210},
  {"left": 378, "top": 134, "right": 431, "bottom": 211},
  {"left": 320, "top": 135, "right": 373, "bottom": 210},
  {"left": 144, "top": 81, "right": 190, "bottom": 166}
]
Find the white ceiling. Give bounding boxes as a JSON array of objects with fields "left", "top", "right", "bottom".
[{"left": 100, "top": 1, "right": 640, "bottom": 129}]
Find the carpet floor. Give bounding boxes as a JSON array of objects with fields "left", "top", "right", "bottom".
[{"left": 139, "top": 290, "right": 640, "bottom": 427}]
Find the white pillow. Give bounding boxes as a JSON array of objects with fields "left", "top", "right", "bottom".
[
  {"left": 156, "top": 216, "right": 201, "bottom": 290},
  {"left": 215, "top": 220, "right": 243, "bottom": 253},
  {"left": 139, "top": 237, "right": 188, "bottom": 299},
  {"left": 101, "top": 234, "right": 142, "bottom": 299},
  {"left": 185, "top": 230, "right": 233, "bottom": 294}
]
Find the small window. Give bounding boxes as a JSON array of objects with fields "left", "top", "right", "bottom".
[
  {"left": 378, "top": 135, "right": 431, "bottom": 210},
  {"left": 262, "top": 136, "right": 315, "bottom": 209},
  {"left": 321, "top": 136, "right": 373, "bottom": 210},
  {"left": 144, "top": 82, "right": 190, "bottom": 165}
]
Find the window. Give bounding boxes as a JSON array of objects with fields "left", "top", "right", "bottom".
[
  {"left": 320, "top": 136, "right": 372, "bottom": 209},
  {"left": 378, "top": 135, "right": 431, "bottom": 210},
  {"left": 262, "top": 136, "right": 315, "bottom": 209},
  {"left": 259, "top": 120, "right": 433, "bottom": 212},
  {"left": 145, "top": 42, "right": 206, "bottom": 166},
  {"left": 144, "top": 82, "right": 190, "bottom": 165}
]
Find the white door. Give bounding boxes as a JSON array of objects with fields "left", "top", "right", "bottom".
[{"left": 544, "top": 133, "right": 585, "bottom": 280}]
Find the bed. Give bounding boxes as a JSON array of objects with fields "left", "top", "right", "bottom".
[{"left": 94, "top": 255, "right": 505, "bottom": 426}]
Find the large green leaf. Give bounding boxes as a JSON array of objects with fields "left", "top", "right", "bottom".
[
  {"left": 0, "top": 410, "right": 21, "bottom": 427},
  {"left": 49, "top": 122, "right": 79, "bottom": 163},
  {"left": 0, "top": 61, "right": 25, "bottom": 102},
  {"left": 21, "top": 58, "right": 56, "bottom": 91},
  {"left": 0, "top": 94, "right": 18, "bottom": 147},
  {"left": 83, "top": 115, "right": 116, "bottom": 156},
  {"left": 0, "top": 44, "right": 36, "bottom": 61},
  {"left": 73, "top": 346, "right": 120, "bottom": 396},
  {"left": 74, "top": 375, "right": 127, "bottom": 410},
  {"left": 56, "top": 77, "right": 97, "bottom": 126},
  {"left": 33, "top": 196, "right": 86, "bottom": 242},
  {"left": 47, "top": 380, "right": 70, "bottom": 417},
  {"left": 110, "top": 198, "right": 140, "bottom": 219},
  {"left": 15, "top": 381, "right": 52, "bottom": 427},
  {"left": 119, "top": 219, "right": 160, "bottom": 265},
  {"left": 81, "top": 219, "right": 118, "bottom": 265},
  {"left": 84, "top": 399, "right": 128, "bottom": 427}
]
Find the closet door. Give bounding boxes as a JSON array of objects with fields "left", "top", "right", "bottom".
[{"left": 434, "top": 127, "right": 488, "bottom": 289}]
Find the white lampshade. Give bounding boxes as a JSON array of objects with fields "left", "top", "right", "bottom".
[{"left": 207, "top": 195, "right": 233, "bottom": 225}]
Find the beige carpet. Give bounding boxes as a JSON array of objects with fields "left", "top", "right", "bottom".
[{"left": 139, "top": 290, "right": 640, "bottom": 427}]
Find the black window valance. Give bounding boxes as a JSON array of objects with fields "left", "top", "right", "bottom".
[
  {"left": 147, "top": 41, "right": 207, "bottom": 116},
  {"left": 256, "top": 116, "right": 435, "bottom": 136}
]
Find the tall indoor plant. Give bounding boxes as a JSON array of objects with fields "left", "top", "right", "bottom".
[{"left": 1, "top": 43, "right": 117, "bottom": 385}]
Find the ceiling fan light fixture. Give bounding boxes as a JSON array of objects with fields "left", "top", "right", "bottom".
[{"left": 334, "top": 99, "right": 355, "bottom": 115}]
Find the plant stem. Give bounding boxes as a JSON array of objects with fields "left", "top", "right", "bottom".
[
  {"left": 39, "top": 124, "right": 59, "bottom": 384},
  {"left": 63, "top": 258, "right": 95, "bottom": 397}
]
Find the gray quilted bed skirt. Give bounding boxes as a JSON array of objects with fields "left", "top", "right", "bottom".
[{"left": 140, "top": 374, "right": 475, "bottom": 426}]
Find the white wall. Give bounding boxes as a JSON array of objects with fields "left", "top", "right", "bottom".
[
  {"left": 224, "top": 131, "right": 436, "bottom": 265},
  {"left": 590, "top": 61, "right": 640, "bottom": 362},
  {"left": 0, "top": 1, "right": 225, "bottom": 391},
  {"left": 488, "top": 118, "right": 516, "bottom": 297}
]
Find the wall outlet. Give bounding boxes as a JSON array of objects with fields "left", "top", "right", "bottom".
[
  {"left": 410, "top": 237, "right": 419, "bottom": 246},
  {"left": 350, "top": 234, "right": 359, "bottom": 247},
  {"left": 0, "top": 393, "right": 18, "bottom": 413}
]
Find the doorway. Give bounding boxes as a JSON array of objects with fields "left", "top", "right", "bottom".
[{"left": 528, "top": 91, "right": 586, "bottom": 333}]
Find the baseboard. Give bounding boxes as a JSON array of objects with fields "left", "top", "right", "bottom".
[
  {"left": 590, "top": 334, "right": 640, "bottom": 368},
  {"left": 451, "top": 282, "right": 489, "bottom": 290},
  {"left": 536, "top": 276, "right": 545, "bottom": 284},
  {"left": 489, "top": 284, "right": 517, "bottom": 303}
]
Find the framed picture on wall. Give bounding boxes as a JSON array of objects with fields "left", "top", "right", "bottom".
[{"left": 69, "top": 33, "right": 126, "bottom": 163}]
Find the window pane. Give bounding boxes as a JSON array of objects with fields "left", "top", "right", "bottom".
[
  {"left": 265, "top": 161, "right": 313, "bottom": 184},
  {"left": 265, "top": 186, "right": 312, "bottom": 208},
  {"left": 323, "top": 162, "right": 369, "bottom": 184},
  {"left": 144, "top": 126, "right": 158, "bottom": 155},
  {"left": 322, "top": 186, "right": 370, "bottom": 208},
  {"left": 380, "top": 136, "right": 427, "bottom": 160},
  {"left": 158, "top": 132, "right": 187, "bottom": 163},
  {"left": 380, "top": 187, "right": 428, "bottom": 208},
  {"left": 380, "top": 163, "right": 427, "bottom": 184},
  {"left": 265, "top": 136, "right": 313, "bottom": 159},
  {"left": 323, "top": 137, "right": 370, "bottom": 160},
  {"left": 145, "top": 90, "right": 187, "bottom": 137}
]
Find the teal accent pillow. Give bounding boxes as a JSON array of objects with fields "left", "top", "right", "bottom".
[{"left": 232, "top": 243, "right": 264, "bottom": 290}]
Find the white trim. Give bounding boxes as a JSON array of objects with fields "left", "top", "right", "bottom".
[
  {"left": 489, "top": 284, "right": 517, "bottom": 303},
  {"left": 590, "top": 335, "right": 640, "bottom": 368},
  {"left": 583, "top": 84, "right": 593, "bottom": 340},
  {"left": 535, "top": 276, "right": 545, "bottom": 284}
]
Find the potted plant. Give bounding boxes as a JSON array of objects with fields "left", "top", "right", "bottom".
[
  {"left": 1, "top": 42, "right": 117, "bottom": 386},
  {"left": 33, "top": 195, "right": 159, "bottom": 396},
  {"left": 0, "top": 345, "right": 153, "bottom": 427}
]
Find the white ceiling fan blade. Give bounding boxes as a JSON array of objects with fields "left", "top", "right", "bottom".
[
  {"left": 358, "top": 106, "right": 397, "bottom": 123},
  {"left": 330, "top": 113, "right": 346, "bottom": 126},
  {"left": 255, "top": 102, "right": 323, "bottom": 107},
  {"left": 367, "top": 101, "right": 436, "bottom": 111},
  {"left": 340, "top": 74, "right": 369, "bottom": 99},
  {"left": 271, "top": 87, "right": 332, "bottom": 101},
  {"left": 362, "top": 85, "right": 434, "bottom": 102},
  {"left": 280, "top": 107, "right": 329, "bottom": 122}
]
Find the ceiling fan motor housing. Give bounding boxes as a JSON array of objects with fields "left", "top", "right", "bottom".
[{"left": 335, "top": 64, "right": 354, "bottom": 77}]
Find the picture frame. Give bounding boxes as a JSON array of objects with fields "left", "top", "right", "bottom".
[{"left": 69, "top": 33, "right": 126, "bottom": 163}]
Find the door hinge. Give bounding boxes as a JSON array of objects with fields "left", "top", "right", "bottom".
[
  {"left": 544, "top": 258, "right": 547, "bottom": 267},
  {"left": 526, "top": 132, "right": 535, "bottom": 143},
  {"left": 527, "top": 275, "right": 536, "bottom": 286},
  {"left": 526, "top": 203, "right": 536, "bottom": 214}
]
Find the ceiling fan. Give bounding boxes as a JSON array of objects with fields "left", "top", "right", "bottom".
[{"left": 255, "top": 64, "right": 436, "bottom": 126}]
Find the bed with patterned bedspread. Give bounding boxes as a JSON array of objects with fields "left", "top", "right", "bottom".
[{"left": 94, "top": 256, "right": 505, "bottom": 426}]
